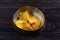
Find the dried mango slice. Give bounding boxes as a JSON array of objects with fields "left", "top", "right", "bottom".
[
  {"left": 15, "top": 20, "right": 34, "bottom": 31},
  {"left": 19, "top": 12, "right": 27, "bottom": 21},
  {"left": 15, "top": 20, "right": 30, "bottom": 31},
  {"left": 31, "top": 16, "right": 41, "bottom": 30},
  {"left": 19, "top": 11, "right": 32, "bottom": 21}
]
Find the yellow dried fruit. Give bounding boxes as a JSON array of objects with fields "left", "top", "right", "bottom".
[{"left": 15, "top": 10, "right": 41, "bottom": 31}]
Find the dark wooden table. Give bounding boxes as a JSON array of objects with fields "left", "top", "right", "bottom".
[{"left": 0, "top": 0, "right": 60, "bottom": 40}]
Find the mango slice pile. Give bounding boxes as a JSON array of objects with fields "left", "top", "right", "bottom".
[{"left": 15, "top": 11, "right": 41, "bottom": 31}]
